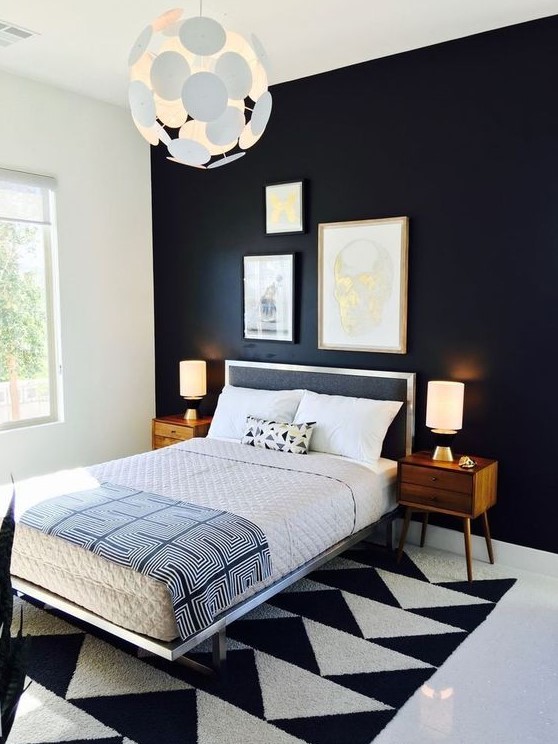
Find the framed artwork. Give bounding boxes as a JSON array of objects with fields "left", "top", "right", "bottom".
[
  {"left": 243, "top": 253, "right": 294, "bottom": 342},
  {"left": 318, "top": 216, "right": 409, "bottom": 353},
  {"left": 264, "top": 180, "right": 305, "bottom": 235}
]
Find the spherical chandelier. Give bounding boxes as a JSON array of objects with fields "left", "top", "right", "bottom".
[{"left": 127, "top": 6, "right": 272, "bottom": 170}]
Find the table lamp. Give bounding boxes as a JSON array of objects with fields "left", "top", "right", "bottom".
[
  {"left": 179, "top": 360, "right": 207, "bottom": 420},
  {"left": 426, "top": 380, "right": 464, "bottom": 461}
]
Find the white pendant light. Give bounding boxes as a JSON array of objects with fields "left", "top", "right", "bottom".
[{"left": 128, "top": 6, "right": 272, "bottom": 170}]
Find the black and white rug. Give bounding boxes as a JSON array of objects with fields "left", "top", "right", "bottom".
[{"left": 9, "top": 546, "right": 516, "bottom": 744}]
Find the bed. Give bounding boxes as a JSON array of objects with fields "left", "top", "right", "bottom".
[{"left": 10, "top": 360, "right": 415, "bottom": 674}]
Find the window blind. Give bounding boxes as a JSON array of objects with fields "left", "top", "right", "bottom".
[{"left": 0, "top": 167, "right": 57, "bottom": 226}]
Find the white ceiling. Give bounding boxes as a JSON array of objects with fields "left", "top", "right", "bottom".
[{"left": 1, "top": 0, "right": 558, "bottom": 108}]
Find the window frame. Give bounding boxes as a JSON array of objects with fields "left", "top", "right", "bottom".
[{"left": 0, "top": 168, "right": 63, "bottom": 432}]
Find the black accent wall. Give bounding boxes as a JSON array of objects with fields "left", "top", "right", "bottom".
[{"left": 151, "top": 16, "right": 558, "bottom": 554}]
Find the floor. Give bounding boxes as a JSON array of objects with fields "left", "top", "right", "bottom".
[
  {"left": 9, "top": 542, "right": 558, "bottom": 743},
  {"left": 374, "top": 544, "right": 558, "bottom": 744}
]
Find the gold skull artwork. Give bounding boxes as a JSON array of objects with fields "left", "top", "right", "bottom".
[{"left": 333, "top": 239, "right": 394, "bottom": 336}]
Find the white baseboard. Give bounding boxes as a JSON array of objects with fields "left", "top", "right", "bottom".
[{"left": 400, "top": 519, "right": 558, "bottom": 579}]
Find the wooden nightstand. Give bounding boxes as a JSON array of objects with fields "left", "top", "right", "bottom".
[
  {"left": 152, "top": 415, "right": 213, "bottom": 450},
  {"left": 396, "top": 451, "right": 498, "bottom": 581}
]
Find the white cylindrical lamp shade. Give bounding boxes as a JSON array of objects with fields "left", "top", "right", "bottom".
[
  {"left": 179, "top": 360, "right": 207, "bottom": 398},
  {"left": 426, "top": 381, "right": 464, "bottom": 432}
]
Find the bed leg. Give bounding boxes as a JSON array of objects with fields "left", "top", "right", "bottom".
[
  {"left": 136, "top": 630, "right": 227, "bottom": 678},
  {"left": 212, "top": 628, "right": 227, "bottom": 676}
]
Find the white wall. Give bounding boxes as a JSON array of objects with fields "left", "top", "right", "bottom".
[{"left": 0, "top": 70, "right": 155, "bottom": 484}]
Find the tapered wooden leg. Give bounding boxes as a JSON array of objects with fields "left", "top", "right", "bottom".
[
  {"left": 463, "top": 517, "right": 473, "bottom": 582},
  {"left": 420, "top": 512, "right": 429, "bottom": 548},
  {"left": 397, "top": 508, "right": 412, "bottom": 563},
  {"left": 481, "top": 511, "right": 495, "bottom": 564},
  {"left": 386, "top": 518, "right": 394, "bottom": 552}
]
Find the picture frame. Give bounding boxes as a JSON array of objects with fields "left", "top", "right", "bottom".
[
  {"left": 318, "top": 216, "right": 409, "bottom": 353},
  {"left": 243, "top": 253, "right": 295, "bottom": 342},
  {"left": 264, "top": 180, "right": 305, "bottom": 235}
]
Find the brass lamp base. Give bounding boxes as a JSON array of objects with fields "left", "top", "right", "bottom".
[
  {"left": 432, "top": 445, "right": 455, "bottom": 462},
  {"left": 431, "top": 430, "right": 457, "bottom": 462}
]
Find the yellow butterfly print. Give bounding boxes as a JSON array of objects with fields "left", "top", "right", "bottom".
[{"left": 269, "top": 191, "right": 298, "bottom": 224}]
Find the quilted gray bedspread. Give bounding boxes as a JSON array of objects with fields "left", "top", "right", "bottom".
[
  {"left": 89, "top": 437, "right": 393, "bottom": 583},
  {"left": 11, "top": 439, "right": 395, "bottom": 640}
]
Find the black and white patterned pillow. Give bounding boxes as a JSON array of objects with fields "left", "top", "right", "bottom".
[{"left": 241, "top": 416, "right": 315, "bottom": 455}]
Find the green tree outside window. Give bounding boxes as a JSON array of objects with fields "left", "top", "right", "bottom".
[{"left": 0, "top": 222, "right": 46, "bottom": 422}]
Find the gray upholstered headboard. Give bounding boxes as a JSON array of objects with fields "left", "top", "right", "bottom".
[{"left": 225, "top": 360, "right": 415, "bottom": 461}]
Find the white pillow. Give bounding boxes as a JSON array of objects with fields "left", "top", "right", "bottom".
[
  {"left": 293, "top": 389, "right": 403, "bottom": 464},
  {"left": 207, "top": 386, "right": 303, "bottom": 440}
]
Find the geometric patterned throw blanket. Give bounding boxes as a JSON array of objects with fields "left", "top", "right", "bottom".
[{"left": 19, "top": 482, "right": 272, "bottom": 640}]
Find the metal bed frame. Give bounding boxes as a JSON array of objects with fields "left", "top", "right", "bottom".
[{"left": 13, "top": 360, "right": 415, "bottom": 676}]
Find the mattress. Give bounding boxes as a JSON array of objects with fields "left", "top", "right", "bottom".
[{"left": 12, "top": 438, "right": 396, "bottom": 642}]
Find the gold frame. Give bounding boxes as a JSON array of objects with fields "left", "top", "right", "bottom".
[{"left": 318, "top": 216, "right": 409, "bottom": 354}]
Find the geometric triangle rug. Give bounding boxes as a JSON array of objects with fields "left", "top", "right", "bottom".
[{"left": 9, "top": 546, "right": 516, "bottom": 744}]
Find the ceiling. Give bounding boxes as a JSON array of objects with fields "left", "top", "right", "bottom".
[{"left": 1, "top": 0, "right": 558, "bottom": 108}]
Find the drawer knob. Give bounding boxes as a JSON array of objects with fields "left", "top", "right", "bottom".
[
  {"left": 431, "top": 477, "right": 438, "bottom": 481},
  {"left": 170, "top": 429, "right": 176, "bottom": 434}
]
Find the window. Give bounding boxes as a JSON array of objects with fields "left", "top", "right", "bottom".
[{"left": 0, "top": 168, "right": 61, "bottom": 430}]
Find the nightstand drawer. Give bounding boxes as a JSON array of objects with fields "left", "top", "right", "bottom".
[
  {"left": 399, "top": 464, "right": 471, "bottom": 494},
  {"left": 152, "top": 434, "right": 187, "bottom": 449},
  {"left": 153, "top": 421, "right": 193, "bottom": 441},
  {"left": 399, "top": 483, "right": 472, "bottom": 513}
]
